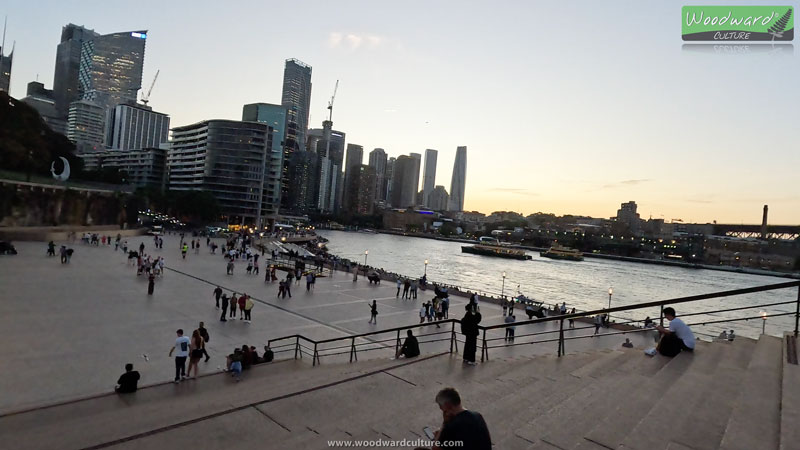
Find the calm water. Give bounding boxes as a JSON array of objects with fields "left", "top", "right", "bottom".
[{"left": 319, "top": 230, "right": 797, "bottom": 339}]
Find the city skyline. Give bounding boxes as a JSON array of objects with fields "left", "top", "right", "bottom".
[{"left": 2, "top": 1, "right": 799, "bottom": 223}]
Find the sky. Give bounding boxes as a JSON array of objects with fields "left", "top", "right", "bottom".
[{"left": 2, "top": 0, "right": 798, "bottom": 224}]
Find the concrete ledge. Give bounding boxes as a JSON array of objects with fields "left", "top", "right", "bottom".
[{"left": 0, "top": 226, "right": 146, "bottom": 241}]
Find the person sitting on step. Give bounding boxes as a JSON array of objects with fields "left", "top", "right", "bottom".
[{"left": 650, "top": 307, "right": 696, "bottom": 357}]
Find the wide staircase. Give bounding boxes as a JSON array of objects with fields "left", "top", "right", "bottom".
[{"left": 0, "top": 334, "right": 797, "bottom": 449}]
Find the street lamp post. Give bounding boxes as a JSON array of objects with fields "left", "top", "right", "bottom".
[
  {"left": 364, "top": 250, "right": 369, "bottom": 266},
  {"left": 608, "top": 287, "right": 613, "bottom": 323},
  {"left": 501, "top": 272, "right": 507, "bottom": 299},
  {"left": 424, "top": 259, "right": 428, "bottom": 276},
  {"left": 761, "top": 311, "right": 767, "bottom": 334}
]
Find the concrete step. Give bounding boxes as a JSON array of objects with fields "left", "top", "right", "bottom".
[
  {"left": 579, "top": 349, "right": 696, "bottom": 449},
  {"left": 719, "top": 335, "right": 782, "bottom": 450},
  {"left": 618, "top": 338, "right": 758, "bottom": 450},
  {"left": 780, "top": 333, "right": 800, "bottom": 450}
]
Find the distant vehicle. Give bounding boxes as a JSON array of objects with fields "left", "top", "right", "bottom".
[
  {"left": 149, "top": 225, "right": 163, "bottom": 236},
  {"left": 462, "top": 236, "right": 532, "bottom": 260},
  {"left": 0, "top": 241, "right": 18, "bottom": 255}
]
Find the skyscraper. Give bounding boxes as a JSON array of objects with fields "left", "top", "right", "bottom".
[
  {"left": 0, "top": 44, "right": 12, "bottom": 92},
  {"left": 308, "top": 121, "right": 345, "bottom": 213},
  {"left": 242, "top": 103, "right": 288, "bottom": 212},
  {"left": 78, "top": 30, "right": 147, "bottom": 114},
  {"left": 385, "top": 157, "right": 396, "bottom": 207},
  {"left": 409, "top": 153, "right": 422, "bottom": 205},
  {"left": 390, "top": 155, "right": 418, "bottom": 208},
  {"left": 422, "top": 149, "right": 438, "bottom": 207},
  {"left": 368, "top": 148, "right": 388, "bottom": 203},
  {"left": 53, "top": 24, "right": 98, "bottom": 117},
  {"left": 281, "top": 59, "right": 312, "bottom": 154},
  {"left": 105, "top": 102, "right": 169, "bottom": 151},
  {"left": 429, "top": 185, "right": 449, "bottom": 211},
  {"left": 344, "top": 165, "right": 376, "bottom": 215},
  {"left": 448, "top": 146, "right": 467, "bottom": 212},
  {"left": 343, "top": 144, "right": 364, "bottom": 210}
]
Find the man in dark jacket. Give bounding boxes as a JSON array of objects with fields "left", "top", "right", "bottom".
[
  {"left": 397, "top": 330, "right": 420, "bottom": 359},
  {"left": 461, "top": 304, "right": 482, "bottom": 365},
  {"left": 115, "top": 363, "right": 141, "bottom": 393}
]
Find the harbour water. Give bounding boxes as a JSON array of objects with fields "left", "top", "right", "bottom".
[{"left": 319, "top": 230, "right": 797, "bottom": 339}]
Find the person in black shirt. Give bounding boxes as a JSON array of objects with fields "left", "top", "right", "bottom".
[
  {"left": 115, "top": 363, "right": 141, "bottom": 394},
  {"left": 433, "top": 387, "right": 491, "bottom": 450},
  {"left": 461, "top": 305, "right": 482, "bottom": 365},
  {"left": 262, "top": 345, "right": 274, "bottom": 363},
  {"left": 397, "top": 330, "right": 420, "bottom": 359}
]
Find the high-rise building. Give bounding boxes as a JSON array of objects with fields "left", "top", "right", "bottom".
[
  {"left": 343, "top": 144, "right": 364, "bottom": 210},
  {"left": 0, "top": 43, "right": 12, "bottom": 92},
  {"left": 21, "top": 81, "right": 67, "bottom": 134},
  {"left": 368, "top": 148, "right": 388, "bottom": 203},
  {"left": 422, "top": 149, "right": 438, "bottom": 207},
  {"left": 242, "top": 103, "right": 288, "bottom": 213},
  {"left": 429, "top": 185, "right": 449, "bottom": 211},
  {"left": 615, "top": 201, "right": 641, "bottom": 233},
  {"left": 78, "top": 30, "right": 147, "bottom": 114},
  {"left": 281, "top": 59, "right": 312, "bottom": 155},
  {"left": 344, "top": 165, "right": 376, "bottom": 215},
  {"left": 390, "top": 155, "right": 418, "bottom": 208},
  {"left": 53, "top": 24, "right": 98, "bottom": 117},
  {"left": 409, "top": 152, "right": 422, "bottom": 206},
  {"left": 78, "top": 147, "right": 167, "bottom": 188},
  {"left": 168, "top": 120, "right": 278, "bottom": 227},
  {"left": 67, "top": 100, "right": 106, "bottom": 152},
  {"left": 448, "top": 146, "right": 467, "bottom": 212},
  {"left": 308, "top": 121, "right": 345, "bottom": 213},
  {"left": 105, "top": 102, "right": 169, "bottom": 151},
  {"left": 385, "top": 157, "right": 396, "bottom": 206}
]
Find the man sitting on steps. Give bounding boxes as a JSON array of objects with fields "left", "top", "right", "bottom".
[{"left": 650, "top": 307, "right": 696, "bottom": 357}]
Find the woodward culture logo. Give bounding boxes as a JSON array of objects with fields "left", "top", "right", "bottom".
[{"left": 682, "top": 6, "right": 794, "bottom": 41}]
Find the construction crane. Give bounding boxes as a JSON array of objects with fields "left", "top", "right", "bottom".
[
  {"left": 326, "top": 79, "right": 339, "bottom": 121},
  {"left": 141, "top": 70, "right": 160, "bottom": 106}
]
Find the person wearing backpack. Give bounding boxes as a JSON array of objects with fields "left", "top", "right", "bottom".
[
  {"left": 198, "top": 321, "right": 211, "bottom": 362},
  {"left": 461, "top": 304, "right": 482, "bottom": 365}
]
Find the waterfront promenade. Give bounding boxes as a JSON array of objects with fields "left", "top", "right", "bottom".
[{"left": 0, "top": 234, "right": 651, "bottom": 415}]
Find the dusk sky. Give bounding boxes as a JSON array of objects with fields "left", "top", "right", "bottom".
[{"left": 3, "top": 0, "right": 798, "bottom": 224}]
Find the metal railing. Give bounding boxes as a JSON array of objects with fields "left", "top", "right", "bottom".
[{"left": 266, "top": 280, "right": 800, "bottom": 366}]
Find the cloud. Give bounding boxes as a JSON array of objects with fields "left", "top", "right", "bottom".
[
  {"left": 600, "top": 179, "right": 652, "bottom": 189},
  {"left": 488, "top": 188, "right": 538, "bottom": 196},
  {"left": 328, "top": 32, "right": 386, "bottom": 51}
]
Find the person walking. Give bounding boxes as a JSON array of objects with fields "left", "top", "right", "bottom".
[
  {"left": 504, "top": 315, "right": 516, "bottom": 342},
  {"left": 368, "top": 300, "right": 378, "bottom": 324},
  {"left": 569, "top": 308, "right": 576, "bottom": 328},
  {"left": 187, "top": 329, "right": 204, "bottom": 379},
  {"left": 287, "top": 270, "right": 295, "bottom": 286},
  {"left": 220, "top": 294, "right": 229, "bottom": 322},
  {"left": 198, "top": 322, "right": 211, "bottom": 361},
  {"left": 226, "top": 259, "right": 234, "bottom": 275},
  {"left": 306, "top": 272, "right": 314, "bottom": 292},
  {"left": 244, "top": 296, "right": 254, "bottom": 323},
  {"left": 59, "top": 245, "right": 68, "bottom": 264},
  {"left": 396, "top": 278, "right": 402, "bottom": 298},
  {"left": 168, "top": 329, "right": 191, "bottom": 383},
  {"left": 461, "top": 304, "right": 482, "bottom": 365},
  {"left": 402, "top": 279, "right": 411, "bottom": 299},
  {"left": 147, "top": 272, "right": 155, "bottom": 295},
  {"left": 181, "top": 243, "right": 188, "bottom": 259},
  {"left": 593, "top": 314, "right": 603, "bottom": 335},
  {"left": 284, "top": 277, "right": 292, "bottom": 298},
  {"left": 278, "top": 280, "right": 285, "bottom": 298},
  {"left": 420, "top": 304, "right": 427, "bottom": 324},
  {"left": 213, "top": 286, "right": 223, "bottom": 309}
]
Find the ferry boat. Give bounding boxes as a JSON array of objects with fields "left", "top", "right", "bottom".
[
  {"left": 540, "top": 245, "right": 584, "bottom": 261},
  {"left": 461, "top": 237, "right": 532, "bottom": 260}
]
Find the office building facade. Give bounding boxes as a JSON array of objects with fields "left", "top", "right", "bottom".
[
  {"left": 422, "top": 149, "right": 438, "bottom": 207},
  {"left": 281, "top": 59, "right": 312, "bottom": 155},
  {"left": 67, "top": 100, "right": 106, "bottom": 152},
  {"left": 448, "top": 146, "right": 467, "bottom": 212},
  {"left": 78, "top": 147, "right": 167, "bottom": 188},
  {"left": 368, "top": 148, "right": 388, "bottom": 204},
  {"left": 242, "top": 103, "right": 288, "bottom": 213},
  {"left": 409, "top": 152, "right": 421, "bottom": 205},
  {"left": 168, "top": 120, "right": 278, "bottom": 226},
  {"left": 78, "top": 30, "right": 147, "bottom": 114},
  {"left": 308, "top": 121, "right": 345, "bottom": 213},
  {"left": 385, "top": 157, "right": 396, "bottom": 206},
  {"left": 21, "top": 81, "right": 67, "bottom": 134},
  {"left": 344, "top": 165, "right": 376, "bottom": 215},
  {"left": 343, "top": 143, "right": 364, "bottom": 210},
  {"left": 390, "top": 155, "right": 418, "bottom": 208},
  {"left": 429, "top": 185, "right": 449, "bottom": 211},
  {"left": 53, "top": 24, "right": 98, "bottom": 117},
  {"left": 0, "top": 44, "right": 12, "bottom": 92},
  {"left": 106, "top": 102, "right": 169, "bottom": 151}
]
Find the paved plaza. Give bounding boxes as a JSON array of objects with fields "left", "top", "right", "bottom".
[{"left": 0, "top": 234, "right": 652, "bottom": 415}]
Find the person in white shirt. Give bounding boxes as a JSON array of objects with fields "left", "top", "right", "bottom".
[
  {"left": 168, "top": 329, "right": 191, "bottom": 383},
  {"left": 654, "top": 307, "right": 696, "bottom": 357}
]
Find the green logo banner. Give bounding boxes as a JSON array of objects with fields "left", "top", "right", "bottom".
[{"left": 682, "top": 6, "right": 794, "bottom": 41}]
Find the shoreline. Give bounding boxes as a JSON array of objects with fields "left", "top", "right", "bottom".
[{"left": 331, "top": 229, "right": 800, "bottom": 280}]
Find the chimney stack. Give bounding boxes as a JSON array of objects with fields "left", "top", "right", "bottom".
[{"left": 761, "top": 205, "right": 768, "bottom": 240}]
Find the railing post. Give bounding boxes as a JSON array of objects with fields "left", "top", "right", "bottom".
[
  {"left": 350, "top": 337, "right": 358, "bottom": 363},
  {"left": 449, "top": 321, "right": 457, "bottom": 354},
  {"left": 659, "top": 304, "right": 665, "bottom": 327},
  {"left": 294, "top": 336, "right": 299, "bottom": 359},
  {"left": 313, "top": 343, "right": 319, "bottom": 366},
  {"left": 795, "top": 285, "right": 799, "bottom": 337},
  {"left": 558, "top": 319, "right": 565, "bottom": 357},
  {"left": 481, "top": 329, "right": 488, "bottom": 362},
  {"left": 395, "top": 329, "right": 401, "bottom": 357}
]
